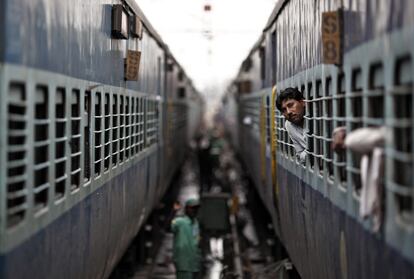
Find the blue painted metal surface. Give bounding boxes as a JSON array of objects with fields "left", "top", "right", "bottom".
[
  {"left": 2, "top": 0, "right": 164, "bottom": 93},
  {"left": 276, "top": 165, "right": 414, "bottom": 279},
  {"left": 0, "top": 159, "right": 148, "bottom": 279}
]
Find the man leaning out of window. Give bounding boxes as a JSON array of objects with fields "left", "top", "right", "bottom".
[{"left": 276, "top": 87, "right": 306, "bottom": 163}]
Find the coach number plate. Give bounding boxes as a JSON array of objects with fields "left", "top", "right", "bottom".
[{"left": 322, "top": 11, "right": 342, "bottom": 65}]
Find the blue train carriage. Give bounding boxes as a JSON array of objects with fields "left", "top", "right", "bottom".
[
  {"left": 0, "top": 0, "right": 201, "bottom": 278},
  {"left": 223, "top": 0, "right": 414, "bottom": 278}
]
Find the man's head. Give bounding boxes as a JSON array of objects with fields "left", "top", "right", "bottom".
[
  {"left": 184, "top": 198, "right": 200, "bottom": 219},
  {"left": 276, "top": 87, "right": 305, "bottom": 126}
]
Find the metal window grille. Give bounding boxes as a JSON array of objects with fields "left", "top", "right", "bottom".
[
  {"left": 84, "top": 91, "right": 91, "bottom": 181},
  {"left": 104, "top": 93, "right": 111, "bottom": 172},
  {"left": 94, "top": 92, "right": 103, "bottom": 177},
  {"left": 125, "top": 96, "right": 131, "bottom": 158},
  {"left": 334, "top": 74, "right": 347, "bottom": 185},
  {"left": 139, "top": 98, "right": 145, "bottom": 151},
  {"left": 112, "top": 94, "right": 118, "bottom": 167},
  {"left": 6, "top": 82, "right": 28, "bottom": 227},
  {"left": 119, "top": 95, "right": 125, "bottom": 162},
  {"left": 389, "top": 55, "right": 413, "bottom": 224},
  {"left": 305, "top": 83, "right": 315, "bottom": 168},
  {"left": 324, "top": 78, "right": 334, "bottom": 179},
  {"left": 133, "top": 97, "right": 139, "bottom": 154},
  {"left": 55, "top": 87, "right": 67, "bottom": 200},
  {"left": 347, "top": 68, "right": 364, "bottom": 196},
  {"left": 33, "top": 85, "right": 50, "bottom": 212},
  {"left": 70, "top": 90, "right": 81, "bottom": 191}
]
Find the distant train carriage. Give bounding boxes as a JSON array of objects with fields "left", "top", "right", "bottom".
[
  {"left": 223, "top": 1, "right": 414, "bottom": 278},
  {"left": 0, "top": 0, "right": 202, "bottom": 278}
]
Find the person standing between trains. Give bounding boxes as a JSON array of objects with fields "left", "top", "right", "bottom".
[
  {"left": 171, "top": 198, "right": 201, "bottom": 279},
  {"left": 276, "top": 87, "right": 306, "bottom": 163}
]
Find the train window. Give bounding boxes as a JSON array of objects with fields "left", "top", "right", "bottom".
[
  {"left": 178, "top": 71, "right": 184, "bottom": 82},
  {"left": 315, "top": 80, "right": 324, "bottom": 175},
  {"left": 125, "top": 96, "right": 130, "bottom": 159},
  {"left": 266, "top": 96, "right": 271, "bottom": 145},
  {"left": 259, "top": 46, "right": 266, "bottom": 86},
  {"left": 119, "top": 95, "right": 125, "bottom": 162},
  {"left": 94, "top": 93, "right": 102, "bottom": 177},
  {"left": 104, "top": 93, "right": 111, "bottom": 172},
  {"left": 178, "top": 87, "right": 186, "bottom": 99},
  {"left": 70, "top": 89, "right": 81, "bottom": 192},
  {"left": 335, "top": 74, "right": 347, "bottom": 185},
  {"left": 55, "top": 87, "right": 67, "bottom": 200},
  {"left": 350, "top": 68, "right": 363, "bottom": 195},
  {"left": 134, "top": 97, "right": 139, "bottom": 154},
  {"left": 324, "top": 78, "right": 334, "bottom": 179},
  {"left": 131, "top": 97, "right": 136, "bottom": 156},
  {"left": 306, "top": 83, "right": 315, "bottom": 169},
  {"left": 112, "top": 94, "right": 119, "bottom": 167},
  {"left": 271, "top": 30, "right": 277, "bottom": 85},
  {"left": 84, "top": 91, "right": 91, "bottom": 182},
  {"left": 139, "top": 98, "right": 145, "bottom": 152},
  {"left": 34, "top": 85, "right": 49, "bottom": 212},
  {"left": 367, "top": 63, "right": 385, "bottom": 122},
  {"left": 7, "top": 82, "right": 27, "bottom": 227},
  {"left": 392, "top": 55, "right": 413, "bottom": 223}
]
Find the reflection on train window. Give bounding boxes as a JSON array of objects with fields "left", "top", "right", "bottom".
[
  {"left": 34, "top": 85, "right": 49, "bottom": 212},
  {"left": 7, "top": 82, "right": 27, "bottom": 227},
  {"left": 55, "top": 87, "right": 67, "bottom": 200},
  {"left": 71, "top": 89, "right": 81, "bottom": 192},
  {"left": 392, "top": 56, "right": 413, "bottom": 223},
  {"left": 94, "top": 92, "right": 102, "bottom": 177}
]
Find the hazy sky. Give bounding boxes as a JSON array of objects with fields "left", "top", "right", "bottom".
[{"left": 137, "top": 0, "right": 277, "bottom": 102}]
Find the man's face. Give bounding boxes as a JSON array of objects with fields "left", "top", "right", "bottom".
[{"left": 281, "top": 98, "right": 305, "bottom": 125}]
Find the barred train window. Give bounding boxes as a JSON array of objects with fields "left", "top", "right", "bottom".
[
  {"left": 392, "top": 55, "right": 412, "bottom": 222},
  {"left": 84, "top": 91, "right": 91, "bottom": 182},
  {"left": 315, "top": 80, "right": 324, "bottom": 174},
  {"left": 7, "top": 83, "right": 27, "bottom": 227},
  {"left": 139, "top": 98, "right": 145, "bottom": 152},
  {"left": 125, "top": 96, "right": 131, "bottom": 158},
  {"left": 55, "top": 88, "right": 67, "bottom": 200},
  {"left": 112, "top": 94, "right": 119, "bottom": 167},
  {"left": 325, "top": 78, "right": 334, "bottom": 178},
  {"left": 134, "top": 98, "right": 139, "bottom": 154},
  {"left": 131, "top": 97, "right": 136, "bottom": 156},
  {"left": 104, "top": 93, "right": 111, "bottom": 172},
  {"left": 119, "top": 95, "right": 125, "bottom": 162},
  {"left": 335, "top": 74, "right": 347, "bottom": 185},
  {"left": 306, "top": 83, "right": 314, "bottom": 168},
  {"left": 34, "top": 85, "right": 49, "bottom": 211},
  {"left": 70, "top": 89, "right": 81, "bottom": 191},
  {"left": 94, "top": 93, "right": 102, "bottom": 177},
  {"left": 350, "top": 68, "right": 363, "bottom": 195}
]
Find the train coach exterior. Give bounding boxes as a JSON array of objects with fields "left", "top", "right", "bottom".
[
  {"left": 0, "top": 0, "right": 202, "bottom": 278},
  {"left": 224, "top": 1, "right": 414, "bottom": 278}
]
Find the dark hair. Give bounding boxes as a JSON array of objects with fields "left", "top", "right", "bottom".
[{"left": 276, "top": 87, "right": 304, "bottom": 111}]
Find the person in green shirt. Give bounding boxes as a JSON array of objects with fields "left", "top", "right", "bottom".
[{"left": 171, "top": 198, "right": 201, "bottom": 279}]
